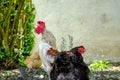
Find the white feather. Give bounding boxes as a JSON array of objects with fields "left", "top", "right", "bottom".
[{"left": 38, "top": 42, "right": 55, "bottom": 74}]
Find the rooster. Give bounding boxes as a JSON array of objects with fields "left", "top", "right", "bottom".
[
  {"left": 24, "top": 21, "right": 57, "bottom": 69},
  {"left": 38, "top": 42, "right": 59, "bottom": 74},
  {"left": 50, "top": 46, "right": 90, "bottom": 80}
]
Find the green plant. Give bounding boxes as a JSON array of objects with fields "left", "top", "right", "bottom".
[
  {"left": 68, "top": 35, "right": 73, "bottom": 49},
  {"left": 0, "top": 0, "right": 35, "bottom": 69},
  {"left": 89, "top": 61, "right": 112, "bottom": 71},
  {"left": 60, "top": 35, "right": 74, "bottom": 51},
  {"left": 60, "top": 37, "right": 66, "bottom": 51},
  {"left": 2, "top": 72, "right": 12, "bottom": 78}
]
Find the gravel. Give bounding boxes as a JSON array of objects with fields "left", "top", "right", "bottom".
[{"left": 0, "top": 62, "right": 120, "bottom": 80}]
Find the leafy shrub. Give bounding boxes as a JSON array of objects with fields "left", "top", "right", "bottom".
[{"left": 0, "top": 0, "right": 35, "bottom": 69}]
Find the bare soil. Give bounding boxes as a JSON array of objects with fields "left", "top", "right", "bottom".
[{"left": 0, "top": 62, "right": 120, "bottom": 80}]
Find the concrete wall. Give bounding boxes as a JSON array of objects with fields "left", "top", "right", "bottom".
[{"left": 32, "top": 0, "right": 120, "bottom": 62}]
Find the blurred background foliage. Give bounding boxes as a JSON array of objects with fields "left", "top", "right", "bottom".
[
  {"left": 0, "top": 0, "right": 35, "bottom": 70},
  {"left": 89, "top": 61, "right": 112, "bottom": 71}
]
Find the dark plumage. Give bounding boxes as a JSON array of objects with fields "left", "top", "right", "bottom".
[{"left": 50, "top": 46, "right": 90, "bottom": 80}]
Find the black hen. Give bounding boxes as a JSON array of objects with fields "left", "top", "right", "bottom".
[
  {"left": 50, "top": 46, "right": 90, "bottom": 80},
  {"left": 69, "top": 46, "right": 90, "bottom": 80}
]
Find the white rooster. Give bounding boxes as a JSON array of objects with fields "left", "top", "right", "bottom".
[
  {"left": 24, "top": 21, "right": 58, "bottom": 72},
  {"left": 39, "top": 42, "right": 58, "bottom": 74}
]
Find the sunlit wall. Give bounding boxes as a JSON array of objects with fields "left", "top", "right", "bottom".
[{"left": 32, "top": 0, "right": 120, "bottom": 62}]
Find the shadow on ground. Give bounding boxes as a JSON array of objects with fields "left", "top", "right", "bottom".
[{"left": 0, "top": 63, "right": 120, "bottom": 80}]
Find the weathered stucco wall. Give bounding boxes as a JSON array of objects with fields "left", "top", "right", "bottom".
[{"left": 32, "top": 0, "right": 120, "bottom": 62}]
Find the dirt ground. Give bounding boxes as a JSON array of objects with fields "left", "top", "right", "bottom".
[{"left": 0, "top": 62, "right": 120, "bottom": 80}]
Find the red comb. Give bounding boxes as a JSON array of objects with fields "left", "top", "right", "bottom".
[
  {"left": 36, "top": 21, "right": 46, "bottom": 34},
  {"left": 37, "top": 21, "right": 45, "bottom": 27},
  {"left": 77, "top": 46, "right": 86, "bottom": 54}
]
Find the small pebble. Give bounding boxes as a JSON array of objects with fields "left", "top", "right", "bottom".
[{"left": 40, "top": 74, "right": 44, "bottom": 79}]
